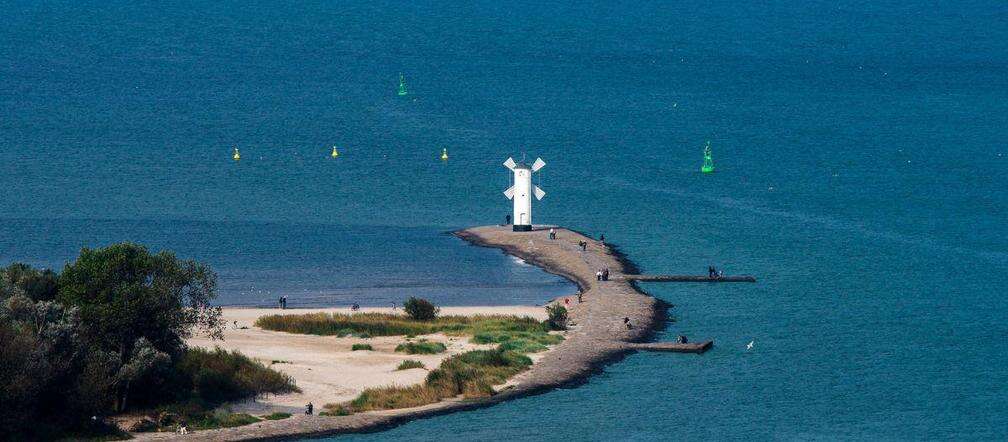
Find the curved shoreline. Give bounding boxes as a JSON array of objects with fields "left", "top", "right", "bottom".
[{"left": 135, "top": 226, "right": 668, "bottom": 441}]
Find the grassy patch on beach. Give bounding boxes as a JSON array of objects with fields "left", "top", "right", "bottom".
[
  {"left": 351, "top": 343, "right": 373, "bottom": 351},
  {"left": 471, "top": 329, "right": 563, "bottom": 354},
  {"left": 255, "top": 312, "right": 547, "bottom": 338},
  {"left": 396, "top": 360, "right": 426, "bottom": 370},
  {"left": 498, "top": 338, "right": 549, "bottom": 353},
  {"left": 338, "top": 348, "right": 532, "bottom": 412},
  {"left": 262, "top": 412, "right": 291, "bottom": 420},
  {"left": 471, "top": 330, "right": 564, "bottom": 346},
  {"left": 395, "top": 340, "right": 447, "bottom": 354},
  {"left": 319, "top": 405, "right": 353, "bottom": 416},
  {"left": 186, "top": 411, "right": 261, "bottom": 430}
]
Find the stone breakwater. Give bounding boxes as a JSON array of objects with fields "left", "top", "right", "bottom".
[{"left": 134, "top": 226, "right": 670, "bottom": 441}]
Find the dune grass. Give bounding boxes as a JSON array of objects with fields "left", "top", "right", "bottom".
[
  {"left": 319, "top": 405, "right": 352, "bottom": 417},
  {"left": 336, "top": 348, "right": 532, "bottom": 413},
  {"left": 351, "top": 343, "right": 373, "bottom": 351},
  {"left": 498, "top": 338, "right": 548, "bottom": 353},
  {"left": 396, "top": 360, "right": 426, "bottom": 370},
  {"left": 187, "top": 412, "right": 261, "bottom": 430},
  {"left": 395, "top": 340, "right": 447, "bottom": 354},
  {"left": 255, "top": 312, "right": 547, "bottom": 338},
  {"left": 262, "top": 412, "right": 291, "bottom": 420},
  {"left": 470, "top": 330, "right": 564, "bottom": 346}
]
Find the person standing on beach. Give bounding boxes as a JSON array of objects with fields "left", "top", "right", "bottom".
[
  {"left": 600, "top": 234, "right": 605, "bottom": 244},
  {"left": 278, "top": 296, "right": 283, "bottom": 309},
  {"left": 306, "top": 402, "right": 313, "bottom": 415}
]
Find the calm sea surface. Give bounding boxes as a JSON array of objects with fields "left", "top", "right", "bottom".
[{"left": 2, "top": 1, "right": 1006, "bottom": 439}]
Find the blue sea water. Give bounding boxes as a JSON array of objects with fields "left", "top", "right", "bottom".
[{"left": 2, "top": 0, "right": 1007, "bottom": 439}]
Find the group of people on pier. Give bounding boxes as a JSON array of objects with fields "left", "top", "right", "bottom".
[
  {"left": 596, "top": 267, "right": 610, "bottom": 281},
  {"left": 708, "top": 266, "right": 724, "bottom": 280}
]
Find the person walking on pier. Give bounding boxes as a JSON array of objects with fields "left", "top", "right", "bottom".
[
  {"left": 549, "top": 228, "right": 557, "bottom": 240},
  {"left": 306, "top": 402, "right": 314, "bottom": 415},
  {"left": 596, "top": 269, "right": 603, "bottom": 281}
]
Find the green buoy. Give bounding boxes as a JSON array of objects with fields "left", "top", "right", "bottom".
[
  {"left": 397, "top": 73, "right": 408, "bottom": 96},
  {"left": 701, "top": 141, "right": 715, "bottom": 173}
]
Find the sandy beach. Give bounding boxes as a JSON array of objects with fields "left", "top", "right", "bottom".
[
  {"left": 135, "top": 226, "right": 666, "bottom": 441},
  {"left": 187, "top": 306, "right": 552, "bottom": 414}
]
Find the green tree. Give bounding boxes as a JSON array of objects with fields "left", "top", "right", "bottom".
[
  {"left": 0, "top": 295, "right": 87, "bottom": 435},
  {"left": 1, "top": 263, "right": 59, "bottom": 301},
  {"left": 57, "top": 243, "right": 223, "bottom": 410}
]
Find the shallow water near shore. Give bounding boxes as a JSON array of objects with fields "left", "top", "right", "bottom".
[
  {"left": 0, "top": 219, "right": 573, "bottom": 307},
  {"left": 3, "top": 0, "right": 1007, "bottom": 439}
]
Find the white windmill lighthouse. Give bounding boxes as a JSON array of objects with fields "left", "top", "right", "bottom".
[{"left": 503, "top": 156, "right": 546, "bottom": 232}]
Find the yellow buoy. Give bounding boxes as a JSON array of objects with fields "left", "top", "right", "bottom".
[
  {"left": 331, "top": 146, "right": 339, "bottom": 158},
  {"left": 232, "top": 147, "right": 241, "bottom": 161},
  {"left": 441, "top": 148, "right": 448, "bottom": 161}
]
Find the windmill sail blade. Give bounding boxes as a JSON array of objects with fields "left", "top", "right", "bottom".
[
  {"left": 503, "top": 157, "right": 517, "bottom": 170},
  {"left": 531, "top": 158, "right": 546, "bottom": 172},
  {"left": 533, "top": 186, "right": 546, "bottom": 200},
  {"left": 503, "top": 186, "right": 515, "bottom": 200}
]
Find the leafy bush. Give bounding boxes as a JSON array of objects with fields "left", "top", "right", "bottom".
[
  {"left": 395, "top": 341, "right": 447, "bottom": 354},
  {"left": 403, "top": 297, "right": 440, "bottom": 321},
  {"left": 351, "top": 343, "right": 373, "bottom": 351},
  {"left": 545, "top": 304, "right": 568, "bottom": 330},
  {"left": 396, "top": 360, "right": 425, "bottom": 370},
  {"left": 173, "top": 347, "right": 300, "bottom": 404}
]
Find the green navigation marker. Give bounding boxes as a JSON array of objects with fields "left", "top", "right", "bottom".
[
  {"left": 397, "top": 73, "right": 408, "bottom": 96},
  {"left": 701, "top": 141, "right": 715, "bottom": 173}
]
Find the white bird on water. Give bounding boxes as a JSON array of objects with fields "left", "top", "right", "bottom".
[{"left": 746, "top": 340, "right": 755, "bottom": 350}]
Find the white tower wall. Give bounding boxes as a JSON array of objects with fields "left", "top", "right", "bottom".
[
  {"left": 503, "top": 156, "right": 544, "bottom": 232},
  {"left": 513, "top": 167, "right": 533, "bottom": 230}
]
